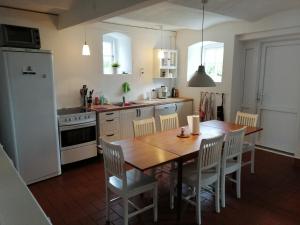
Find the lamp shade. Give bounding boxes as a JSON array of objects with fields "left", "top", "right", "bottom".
[
  {"left": 188, "top": 65, "right": 216, "bottom": 87},
  {"left": 82, "top": 43, "right": 90, "bottom": 56}
]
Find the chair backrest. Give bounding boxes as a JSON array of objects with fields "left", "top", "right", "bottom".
[
  {"left": 198, "top": 134, "right": 225, "bottom": 171},
  {"left": 223, "top": 128, "right": 245, "bottom": 162},
  {"left": 133, "top": 117, "right": 156, "bottom": 137},
  {"left": 160, "top": 113, "right": 179, "bottom": 132},
  {"left": 102, "top": 140, "right": 127, "bottom": 187},
  {"left": 235, "top": 111, "right": 258, "bottom": 127}
]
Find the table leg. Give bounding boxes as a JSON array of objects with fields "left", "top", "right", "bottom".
[{"left": 176, "top": 158, "right": 182, "bottom": 220}]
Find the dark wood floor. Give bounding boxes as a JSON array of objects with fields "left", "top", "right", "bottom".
[{"left": 29, "top": 150, "right": 300, "bottom": 225}]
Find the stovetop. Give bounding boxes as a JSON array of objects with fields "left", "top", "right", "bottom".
[
  {"left": 57, "top": 107, "right": 92, "bottom": 116},
  {"left": 57, "top": 107, "right": 96, "bottom": 126}
]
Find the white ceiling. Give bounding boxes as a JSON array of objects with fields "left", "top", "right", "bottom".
[
  {"left": 170, "top": 0, "right": 300, "bottom": 21},
  {"left": 105, "top": 2, "right": 237, "bottom": 30},
  {"left": 0, "top": 0, "right": 73, "bottom": 14},
  {"left": 1, "top": 0, "right": 300, "bottom": 30},
  {"left": 106, "top": 0, "right": 300, "bottom": 30}
]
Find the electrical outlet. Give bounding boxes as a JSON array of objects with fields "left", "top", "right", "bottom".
[{"left": 140, "top": 68, "right": 144, "bottom": 77}]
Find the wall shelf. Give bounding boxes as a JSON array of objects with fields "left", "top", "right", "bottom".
[{"left": 153, "top": 49, "right": 178, "bottom": 79}]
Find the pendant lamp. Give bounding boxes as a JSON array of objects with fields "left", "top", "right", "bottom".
[
  {"left": 158, "top": 25, "right": 164, "bottom": 59},
  {"left": 188, "top": 0, "right": 215, "bottom": 87},
  {"left": 82, "top": 27, "right": 90, "bottom": 56}
]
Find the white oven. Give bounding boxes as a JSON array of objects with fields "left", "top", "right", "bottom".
[{"left": 57, "top": 108, "right": 97, "bottom": 165}]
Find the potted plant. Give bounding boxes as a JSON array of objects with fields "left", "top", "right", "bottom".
[{"left": 111, "top": 62, "right": 120, "bottom": 74}]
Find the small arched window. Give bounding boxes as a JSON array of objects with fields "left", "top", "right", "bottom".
[
  {"left": 187, "top": 41, "right": 224, "bottom": 82},
  {"left": 102, "top": 32, "right": 132, "bottom": 75}
]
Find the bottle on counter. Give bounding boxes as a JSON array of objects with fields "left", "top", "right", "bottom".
[
  {"left": 171, "top": 87, "right": 176, "bottom": 98},
  {"left": 94, "top": 96, "right": 100, "bottom": 105}
]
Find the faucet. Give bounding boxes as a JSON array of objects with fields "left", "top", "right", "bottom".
[{"left": 122, "top": 96, "right": 126, "bottom": 106}]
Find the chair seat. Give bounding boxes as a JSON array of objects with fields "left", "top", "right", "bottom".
[
  {"left": 223, "top": 159, "right": 240, "bottom": 175},
  {"left": 109, "top": 169, "right": 156, "bottom": 193},
  {"left": 242, "top": 142, "right": 254, "bottom": 153},
  {"left": 172, "top": 163, "right": 218, "bottom": 187}
]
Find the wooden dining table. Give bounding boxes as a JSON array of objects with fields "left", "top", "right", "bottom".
[{"left": 113, "top": 120, "right": 263, "bottom": 220}]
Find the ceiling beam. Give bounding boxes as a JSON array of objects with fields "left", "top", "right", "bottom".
[{"left": 58, "top": 0, "right": 165, "bottom": 29}]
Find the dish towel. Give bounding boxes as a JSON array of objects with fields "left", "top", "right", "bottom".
[{"left": 199, "top": 92, "right": 215, "bottom": 121}]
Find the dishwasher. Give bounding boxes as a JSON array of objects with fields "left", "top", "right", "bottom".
[{"left": 154, "top": 103, "right": 177, "bottom": 131}]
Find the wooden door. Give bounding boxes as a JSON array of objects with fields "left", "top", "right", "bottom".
[
  {"left": 256, "top": 39, "right": 300, "bottom": 154},
  {"left": 240, "top": 41, "right": 261, "bottom": 114}
]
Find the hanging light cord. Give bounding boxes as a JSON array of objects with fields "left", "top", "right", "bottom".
[
  {"left": 160, "top": 25, "right": 163, "bottom": 50},
  {"left": 84, "top": 27, "right": 87, "bottom": 44},
  {"left": 200, "top": 1, "right": 205, "bottom": 65}
]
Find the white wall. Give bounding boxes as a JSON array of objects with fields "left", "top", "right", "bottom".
[
  {"left": 0, "top": 7, "right": 176, "bottom": 108},
  {"left": 176, "top": 8, "right": 300, "bottom": 122},
  {"left": 176, "top": 8, "right": 300, "bottom": 158}
]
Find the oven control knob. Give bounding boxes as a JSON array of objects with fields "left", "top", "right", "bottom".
[
  {"left": 68, "top": 118, "right": 71, "bottom": 122},
  {"left": 78, "top": 116, "right": 81, "bottom": 120},
  {"left": 64, "top": 118, "right": 67, "bottom": 122},
  {"left": 75, "top": 117, "right": 77, "bottom": 120}
]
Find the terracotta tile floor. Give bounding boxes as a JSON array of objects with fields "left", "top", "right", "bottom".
[{"left": 29, "top": 150, "right": 300, "bottom": 225}]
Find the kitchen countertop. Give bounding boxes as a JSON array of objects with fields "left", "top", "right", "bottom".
[
  {"left": 91, "top": 97, "right": 193, "bottom": 113},
  {"left": 0, "top": 145, "right": 51, "bottom": 225}
]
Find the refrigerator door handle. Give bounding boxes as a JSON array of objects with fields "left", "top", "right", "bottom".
[{"left": 22, "top": 71, "right": 36, "bottom": 75}]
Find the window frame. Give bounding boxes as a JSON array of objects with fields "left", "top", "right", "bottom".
[
  {"left": 102, "top": 36, "right": 118, "bottom": 75},
  {"left": 187, "top": 41, "right": 224, "bottom": 83}
]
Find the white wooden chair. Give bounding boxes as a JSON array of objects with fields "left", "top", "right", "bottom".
[
  {"left": 221, "top": 128, "right": 245, "bottom": 208},
  {"left": 235, "top": 111, "right": 258, "bottom": 174},
  {"left": 102, "top": 140, "right": 158, "bottom": 225},
  {"left": 133, "top": 117, "right": 156, "bottom": 137},
  {"left": 160, "top": 113, "right": 179, "bottom": 132},
  {"left": 170, "top": 134, "right": 225, "bottom": 225}
]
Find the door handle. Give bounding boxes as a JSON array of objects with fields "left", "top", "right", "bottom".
[
  {"left": 138, "top": 109, "right": 141, "bottom": 117},
  {"left": 106, "top": 134, "right": 114, "bottom": 137},
  {"left": 175, "top": 104, "right": 178, "bottom": 112},
  {"left": 106, "top": 119, "right": 114, "bottom": 122},
  {"left": 136, "top": 109, "right": 139, "bottom": 117}
]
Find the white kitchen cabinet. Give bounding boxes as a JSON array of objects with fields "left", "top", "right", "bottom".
[
  {"left": 175, "top": 100, "right": 193, "bottom": 126},
  {"left": 98, "top": 111, "right": 120, "bottom": 143},
  {"left": 120, "top": 106, "right": 154, "bottom": 139},
  {"left": 153, "top": 49, "right": 177, "bottom": 78}
]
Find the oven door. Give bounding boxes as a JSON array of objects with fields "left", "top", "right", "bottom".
[{"left": 59, "top": 122, "right": 96, "bottom": 151}]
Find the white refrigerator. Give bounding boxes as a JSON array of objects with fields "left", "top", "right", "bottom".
[{"left": 0, "top": 47, "right": 61, "bottom": 184}]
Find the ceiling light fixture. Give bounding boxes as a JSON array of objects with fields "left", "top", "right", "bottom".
[
  {"left": 82, "top": 27, "right": 90, "bottom": 56},
  {"left": 158, "top": 25, "right": 164, "bottom": 59},
  {"left": 188, "top": 0, "right": 216, "bottom": 87}
]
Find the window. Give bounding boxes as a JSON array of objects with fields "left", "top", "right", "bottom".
[
  {"left": 187, "top": 41, "right": 224, "bottom": 83},
  {"left": 102, "top": 32, "right": 132, "bottom": 75},
  {"left": 103, "top": 36, "right": 117, "bottom": 74}
]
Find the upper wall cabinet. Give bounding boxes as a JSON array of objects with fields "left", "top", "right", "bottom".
[
  {"left": 153, "top": 49, "right": 177, "bottom": 78},
  {"left": 102, "top": 32, "right": 132, "bottom": 75}
]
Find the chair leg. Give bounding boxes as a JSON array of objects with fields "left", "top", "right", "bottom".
[
  {"left": 153, "top": 184, "right": 158, "bottom": 222},
  {"left": 196, "top": 186, "right": 201, "bottom": 225},
  {"left": 251, "top": 149, "right": 255, "bottom": 174},
  {"left": 237, "top": 169, "right": 241, "bottom": 199},
  {"left": 123, "top": 197, "right": 128, "bottom": 225},
  {"left": 105, "top": 188, "right": 110, "bottom": 222},
  {"left": 221, "top": 171, "right": 226, "bottom": 208},
  {"left": 170, "top": 175, "right": 174, "bottom": 209},
  {"left": 215, "top": 180, "right": 220, "bottom": 213}
]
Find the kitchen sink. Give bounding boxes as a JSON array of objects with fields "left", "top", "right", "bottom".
[{"left": 113, "top": 102, "right": 137, "bottom": 107}]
